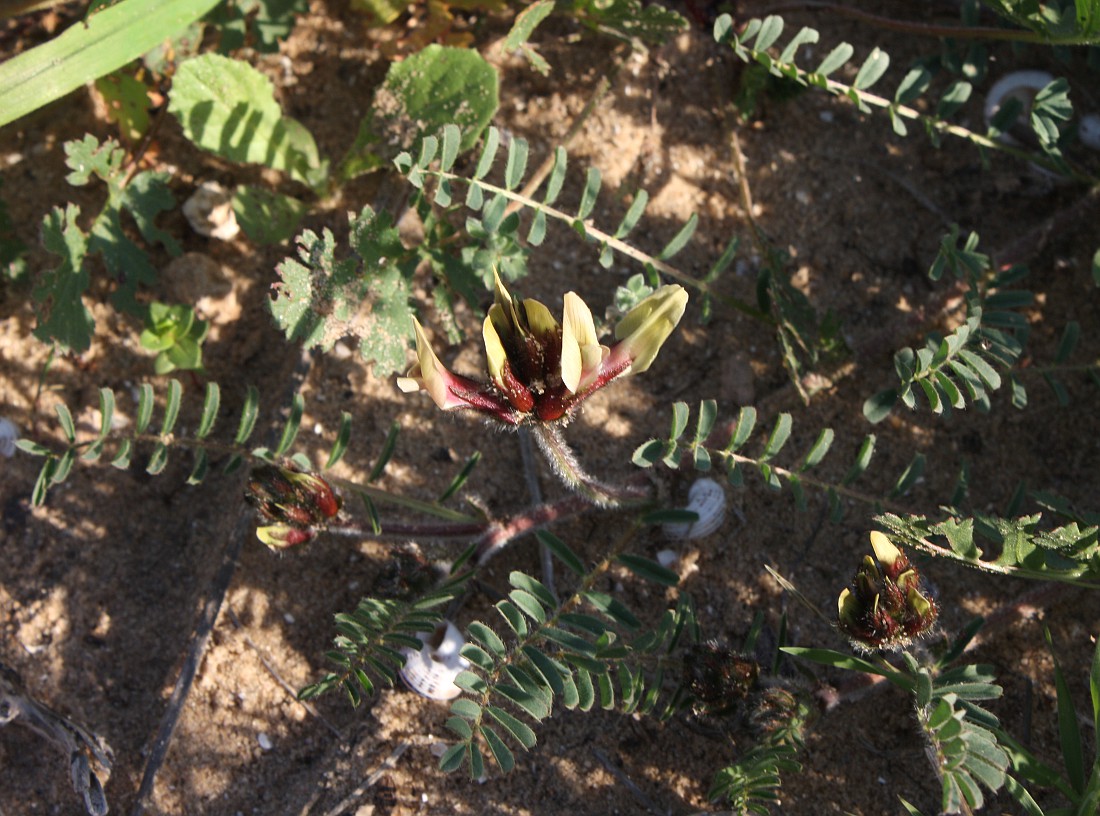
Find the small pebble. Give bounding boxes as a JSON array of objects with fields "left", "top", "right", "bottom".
[
  {"left": 257, "top": 733, "right": 273, "bottom": 751},
  {"left": 0, "top": 417, "right": 18, "bottom": 458}
]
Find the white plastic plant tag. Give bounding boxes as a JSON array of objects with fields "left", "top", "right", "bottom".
[
  {"left": 400, "top": 620, "right": 470, "bottom": 701},
  {"left": 663, "top": 478, "right": 727, "bottom": 540}
]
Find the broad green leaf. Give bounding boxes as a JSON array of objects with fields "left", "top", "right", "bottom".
[
  {"left": 0, "top": 0, "right": 221, "bottom": 128},
  {"left": 232, "top": 186, "right": 307, "bottom": 245},
  {"left": 345, "top": 45, "right": 499, "bottom": 179},
  {"left": 169, "top": 54, "right": 324, "bottom": 187}
]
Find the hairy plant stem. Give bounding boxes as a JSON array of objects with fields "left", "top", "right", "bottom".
[{"left": 529, "top": 421, "right": 653, "bottom": 508}]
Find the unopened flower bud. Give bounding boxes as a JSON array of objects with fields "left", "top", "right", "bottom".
[
  {"left": 684, "top": 641, "right": 759, "bottom": 715},
  {"left": 837, "top": 532, "right": 938, "bottom": 651},
  {"left": 256, "top": 524, "right": 315, "bottom": 549},
  {"left": 245, "top": 465, "right": 341, "bottom": 549}
]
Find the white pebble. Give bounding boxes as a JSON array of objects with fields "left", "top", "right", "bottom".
[
  {"left": 1079, "top": 113, "right": 1100, "bottom": 150},
  {"left": 656, "top": 549, "right": 679, "bottom": 569},
  {"left": 257, "top": 733, "right": 273, "bottom": 751},
  {"left": 0, "top": 417, "right": 18, "bottom": 458}
]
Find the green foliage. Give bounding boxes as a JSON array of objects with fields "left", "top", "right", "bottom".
[
  {"left": 271, "top": 206, "right": 416, "bottom": 376},
  {"left": 139, "top": 302, "right": 209, "bottom": 374},
  {"left": 0, "top": 0, "right": 220, "bottom": 128},
  {"left": 439, "top": 549, "right": 697, "bottom": 776},
  {"left": 876, "top": 511, "right": 1100, "bottom": 585},
  {"left": 633, "top": 399, "right": 934, "bottom": 520},
  {"left": 94, "top": 70, "right": 153, "bottom": 143},
  {"left": 786, "top": 644, "right": 1011, "bottom": 814},
  {"left": 34, "top": 136, "right": 178, "bottom": 351},
  {"left": 341, "top": 45, "right": 500, "bottom": 180},
  {"left": 708, "top": 742, "right": 802, "bottom": 815},
  {"left": 713, "top": 13, "right": 1099, "bottom": 180},
  {"left": 168, "top": 54, "right": 327, "bottom": 190},
  {"left": 503, "top": 0, "right": 555, "bottom": 75},
  {"left": 206, "top": 0, "right": 308, "bottom": 53},
  {"left": 231, "top": 186, "right": 307, "bottom": 246},
  {"left": 300, "top": 573, "right": 472, "bottom": 704},
  {"left": 570, "top": 0, "right": 688, "bottom": 45}
]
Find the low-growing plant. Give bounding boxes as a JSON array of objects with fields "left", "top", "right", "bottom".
[{"left": 7, "top": 1, "right": 1100, "bottom": 815}]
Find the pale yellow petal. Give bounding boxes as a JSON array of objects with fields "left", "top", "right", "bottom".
[
  {"left": 869, "top": 530, "right": 901, "bottom": 568},
  {"left": 561, "top": 292, "right": 605, "bottom": 393},
  {"left": 613, "top": 285, "right": 688, "bottom": 374},
  {"left": 483, "top": 313, "right": 508, "bottom": 387}
]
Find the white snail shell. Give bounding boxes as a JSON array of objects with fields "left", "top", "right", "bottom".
[
  {"left": 983, "top": 70, "right": 1055, "bottom": 146},
  {"left": 662, "top": 478, "right": 727, "bottom": 540},
  {"left": 399, "top": 620, "right": 470, "bottom": 701}
]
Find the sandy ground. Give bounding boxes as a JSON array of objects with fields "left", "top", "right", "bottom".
[{"left": 2, "top": 2, "right": 1100, "bottom": 815}]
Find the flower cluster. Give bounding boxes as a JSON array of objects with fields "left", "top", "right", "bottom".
[
  {"left": 836, "top": 531, "right": 938, "bottom": 652},
  {"left": 397, "top": 273, "right": 688, "bottom": 426},
  {"left": 245, "top": 465, "right": 342, "bottom": 549}
]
